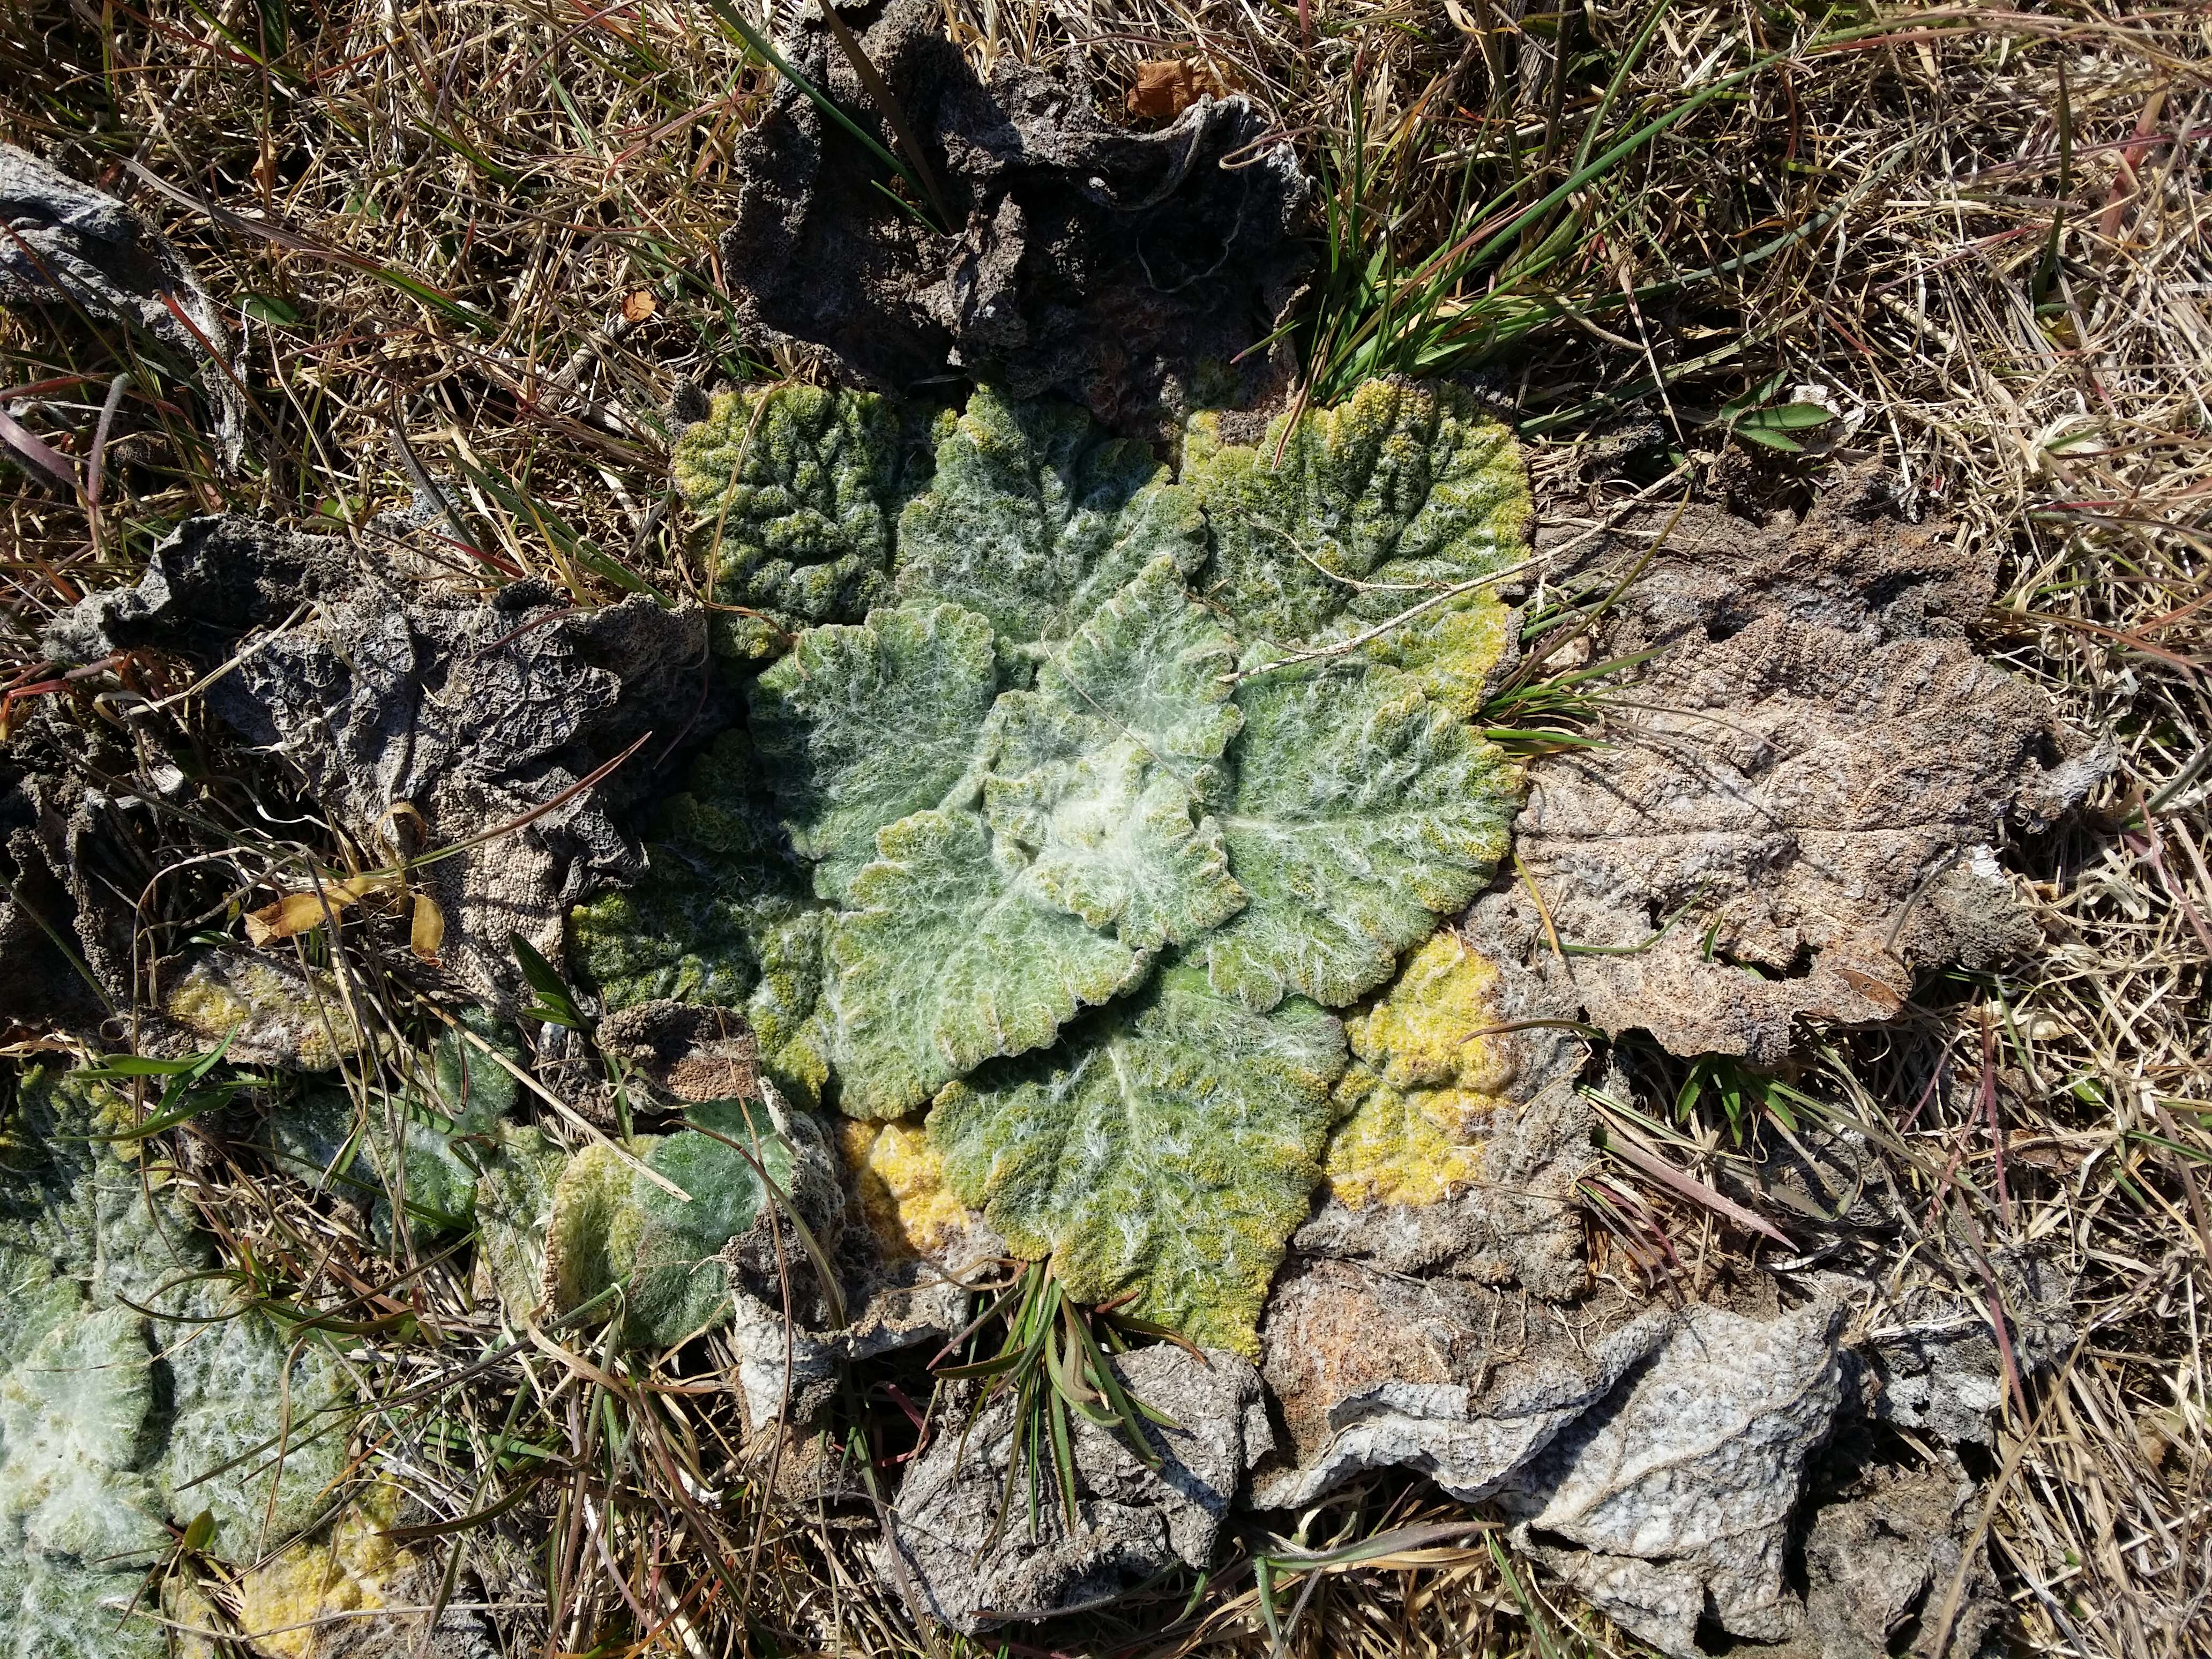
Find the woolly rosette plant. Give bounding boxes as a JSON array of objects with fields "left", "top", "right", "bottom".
[
  {"left": 574, "top": 379, "right": 1531, "bottom": 1350},
  {"left": 0, "top": 1068, "right": 349, "bottom": 1656}
]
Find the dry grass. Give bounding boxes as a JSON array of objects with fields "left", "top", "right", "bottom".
[{"left": 3, "top": 0, "right": 2209, "bottom": 1655}]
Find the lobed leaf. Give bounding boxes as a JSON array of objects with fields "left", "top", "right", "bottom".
[
  {"left": 1184, "top": 379, "right": 1529, "bottom": 639},
  {"left": 982, "top": 558, "right": 1249, "bottom": 951},
  {"left": 1324, "top": 931, "right": 1524, "bottom": 1207},
  {"left": 1184, "top": 379, "right": 1529, "bottom": 712},
  {"left": 988, "top": 739, "right": 1244, "bottom": 953},
  {"left": 1352, "top": 588, "right": 1521, "bottom": 718},
  {"left": 826, "top": 809, "right": 1149, "bottom": 1119},
  {"left": 894, "top": 386, "right": 1206, "bottom": 649},
  {"left": 750, "top": 601, "right": 1000, "bottom": 903},
  {"left": 1029, "top": 554, "right": 1242, "bottom": 772},
  {"left": 673, "top": 384, "right": 917, "bottom": 658},
  {"left": 931, "top": 966, "right": 1348, "bottom": 1354},
  {"left": 543, "top": 1100, "right": 796, "bottom": 1350},
  {"left": 1199, "top": 659, "right": 1521, "bottom": 1011}
]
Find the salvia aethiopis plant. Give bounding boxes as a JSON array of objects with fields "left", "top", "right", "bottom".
[
  {"left": 575, "top": 379, "right": 1531, "bottom": 1350},
  {"left": 0, "top": 1067, "right": 348, "bottom": 1655}
]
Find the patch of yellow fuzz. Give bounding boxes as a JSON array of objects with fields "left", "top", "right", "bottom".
[
  {"left": 1361, "top": 591, "right": 1519, "bottom": 719},
  {"left": 164, "top": 975, "right": 254, "bottom": 1037},
  {"left": 163, "top": 955, "right": 359, "bottom": 1070},
  {"left": 233, "top": 1484, "right": 417, "bottom": 1659},
  {"left": 838, "top": 1116, "right": 973, "bottom": 1260},
  {"left": 543, "top": 1137, "right": 659, "bottom": 1315},
  {"left": 1325, "top": 930, "right": 1520, "bottom": 1208}
]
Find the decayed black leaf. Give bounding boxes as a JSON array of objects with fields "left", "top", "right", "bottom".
[
  {"left": 41, "top": 515, "right": 733, "bottom": 1012},
  {"left": 719, "top": 0, "right": 1313, "bottom": 436},
  {"left": 0, "top": 144, "right": 246, "bottom": 467}
]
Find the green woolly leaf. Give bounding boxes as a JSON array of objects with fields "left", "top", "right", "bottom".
[
  {"left": 0, "top": 1069, "right": 347, "bottom": 1576},
  {"left": 619, "top": 1102, "right": 786, "bottom": 1348},
  {"left": 1030, "top": 555, "right": 1242, "bottom": 773},
  {"left": 894, "top": 386, "right": 1206, "bottom": 649},
  {"left": 3, "top": 1552, "right": 171, "bottom": 1658},
  {"left": 543, "top": 1140, "right": 638, "bottom": 1319},
  {"left": 932, "top": 965, "right": 1347, "bottom": 1354},
  {"left": 1199, "top": 659, "right": 1522, "bottom": 1011},
  {"left": 584, "top": 378, "right": 1544, "bottom": 1349},
  {"left": 475, "top": 1125, "right": 567, "bottom": 1328},
  {"left": 545, "top": 1101, "right": 805, "bottom": 1349},
  {"left": 741, "top": 908, "right": 834, "bottom": 1109},
  {"left": 159, "top": 1289, "right": 349, "bottom": 1556},
  {"left": 0, "top": 1305, "right": 167, "bottom": 1567},
  {"left": 426, "top": 1009, "right": 520, "bottom": 1134},
  {"left": 570, "top": 730, "right": 832, "bottom": 1107},
  {"left": 750, "top": 602, "right": 1000, "bottom": 902},
  {"left": 672, "top": 384, "right": 917, "bottom": 657},
  {"left": 0, "top": 1251, "right": 77, "bottom": 1379},
  {"left": 976, "top": 686, "right": 1095, "bottom": 781},
  {"left": 826, "top": 809, "right": 1149, "bottom": 1119},
  {"left": 369, "top": 1120, "right": 479, "bottom": 1244},
  {"left": 987, "top": 740, "right": 1244, "bottom": 953},
  {"left": 978, "top": 557, "right": 1249, "bottom": 951},
  {"left": 1184, "top": 380, "right": 1529, "bottom": 711},
  {"left": 1350, "top": 590, "right": 1521, "bottom": 719}
]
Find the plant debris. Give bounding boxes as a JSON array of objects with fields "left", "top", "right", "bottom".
[
  {"left": 42, "top": 514, "right": 728, "bottom": 1010},
  {"left": 3, "top": 1, "right": 2203, "bottom": 1650},
  {"left": 879, "top": 1342, "right": 1271, "bottom": 1632},
  {"left": 1488, "top": 476, "right": 2108, "bottom": 1061},
  {"left": 718, "top": 0, "right": 1311, "bottom": 434},
  {"left": 0, "top": 143, "right": 245, "bottom": 468},
  {"left": 158, "top": 944, "right": 363, "bottom": 1069},
  {"left": 584, "top": 378, "right": 1528, "bottom": 1352}
]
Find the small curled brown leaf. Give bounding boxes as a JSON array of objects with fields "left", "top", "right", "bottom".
[
  {"left": 410, "top": 891, "right": 446, "bottom": 960},
  {"left": 1126, "top": 60, "right": 1220, "bottom": 122}
]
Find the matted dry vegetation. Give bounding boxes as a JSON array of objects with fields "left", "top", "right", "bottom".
[{"left": 2, "top": 0, "right": 2207, "bottom": 1655}]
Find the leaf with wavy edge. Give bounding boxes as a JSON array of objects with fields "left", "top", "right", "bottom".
[
  {"left": 981, "top": 558, "right": 1247, "bottom": 950},
  {"left": 673, "top": 385, "right": 916, "bottom": 659},
  {"left": 1199, "top": 659, "right": 1522, "bottom": 1012},
  {"left": 1354, "top": 591, "right": 1520, "bottom": 718},
  {"left": 932, "top": 965, "right": 1347, "bottom": 1354},
  {"left": 1184, "top": 380, "right": 1529, "bottom": 712},
  {"left": 570, "top": 730, "right": 832, "bottom": 1107},
  {"left": 838, "top": 1117, "right": 976, "bottom": 1260},
  {"left": 544, "top": 1100, "right": 797, "bottom": 1350},
  {"left": 751, "top": 602, "right": 1000, "bottom": 903},
  {"left": 1325, "top": 930, "right": 1523, "bottom": 1207},
  {"left": 0, "top": 1068, "right": 346, "bottom": 1586},
  {"left": 827, "top": 809, "right": 1148, "bottom": 1119},
  {"left": 990, "top": 740, "right": 1244, "bottom": 953},
  {"left": 1030, "top": 555, "right": 1242, "bottom": 773},
  {"left": 895, "top": 386, "right": 1206, "bottom": 649}
]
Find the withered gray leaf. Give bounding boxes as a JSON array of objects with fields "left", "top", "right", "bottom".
[
  {"left": 0, "top": 144, "right": 246, "bottom": 467},
  {"left": 41, "top": 515, "right": 727, "bottom": 1012},
  {"left": 1486, "top": 476, "right": 2102, "bottom": 1062}
]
